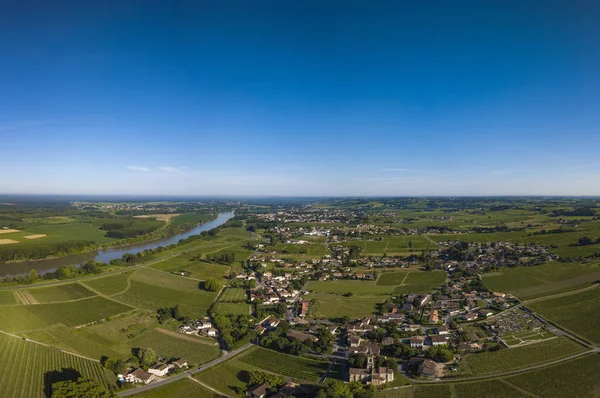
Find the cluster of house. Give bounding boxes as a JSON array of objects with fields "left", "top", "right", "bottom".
[
  {"left": 177, "top": 318, "right": 218, "bottom": 338},
  {"left": 120, "top": 358, "right": 188, "bottom": 385},
  {"left": 247, "top": 270, "right": 302, "bottom": 305}
]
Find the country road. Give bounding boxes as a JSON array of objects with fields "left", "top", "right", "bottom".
[{"left": 118, "top": 343, "right": 254, "bottom": 397}]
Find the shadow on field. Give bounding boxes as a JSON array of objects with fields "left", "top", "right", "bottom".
[{"left": 44, "top": 367, "right": 81, "bottom": 398}]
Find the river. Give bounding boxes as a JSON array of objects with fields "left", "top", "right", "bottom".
[{"left": 0, "top": 212, "right": 235, "bottom": 277}]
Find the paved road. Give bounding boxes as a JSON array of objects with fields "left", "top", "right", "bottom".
[{"left": 118, "top": 343, "right": 254, "bottom": 397}]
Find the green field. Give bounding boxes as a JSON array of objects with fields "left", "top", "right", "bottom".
[
  {"left": 195, "top": 354, "right": 265, "bottom": 396},
  {"left": 0, "top": 306, "right": 48, "bottom": 332},
  {"left": 130, "top": 329, "right": 221, "bottom": 365},
  {"left": 308, "top": 293, "right": 385, "bottom": 318},
  {"left": 504, "top": 353, "right": 600, "bottom": 398},
  {"left": 131, "top": 377, "right": 218, "bottom": 398},
  {"left": 83, "top": 272, "right": 132, "bottom": 296},
  {"left": 0, "top": 222, "right": 119, "bottom": 245},
  {"left": 212, "top": 302, "right": 250, "bottom": 316},
  {"left": 27, "top": 283, "right": 96, "bottom": 303},
  {"left": 0, "top": 332, "right": 114, "bottom": 398},
  {"left": 460, "top": 337, "right": 584, "bottom": 375},
  {"left": 333, "top": 235, "right": 438, "bottom": 255},
  {"left": 272, "top": 243, "right": 330, "bottom": 256},
  {"left": 238, "top": 346, "right": 330, "bottom": 382},
  {"left": 113, "top": 269, "right": 217, "bottom": 317},
  {"left": 452, "top": 380, "right": 529, "bottom": 398},
  {"left": 218, "top": 288, "right": 247, "bottom": 302},
  {"left": 0, "top": 290, "right": 17, "bottom": 305},
  {"left": 483, "top": 260, "right": 600, "bottom": 299},
  {"left": 28, "top": 296, "right": 134, "bottom": 328},
  {"left": 528, "top": 288, "right": 600, "bottom": 344},
  {"left": 306, "top": 280, "right": 395, "bottom": 295}
]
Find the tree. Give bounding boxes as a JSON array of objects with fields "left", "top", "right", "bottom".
[
  {"left": 28, "top": 269, "right": 38, "bottom": 281},
  {"left": 51, "top": 377, "right": 115, "bottom": 398},
  {"left": 137, "top": 347, "right": 157, "bottom": 368},
  {"left": 204, "top": 278, "right": 223, "bottom": 292},
  {"left": 248, "top": 370, "right": 284, "bottom": 387}
]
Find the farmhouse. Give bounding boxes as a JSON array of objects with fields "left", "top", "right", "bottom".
[
  {"left": 147, "top": 363, "right": 172, "bottom": 377},
  {"left": 126, "top": 368, "right": 155, "bottom": 384},
  {"left": 246, "top": 383, "right": 270, "bottom": 398},
  {"left": 409, "top": 336, "right": 425, "bottom": 348},
  {"left": 418, "top": 359, "right": 438, "bottom": 378},
  {"left": 172, "top": 358, "right": 188, "bottom": 368}
]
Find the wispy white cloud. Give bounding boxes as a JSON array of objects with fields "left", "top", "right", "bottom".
[
  {"left": 157, "top": 166, "right": 186, "bottom": 173},
  {"left": 127, "top": 165, "right": 150, "bottom": 172}
]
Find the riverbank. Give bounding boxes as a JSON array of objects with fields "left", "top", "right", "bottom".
[{"left": 0, "top": 212, "right": 235, "bottom": 277}]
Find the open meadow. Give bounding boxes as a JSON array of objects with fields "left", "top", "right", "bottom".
[
  {"left": 307, "top": 293, "right": 384, "bottom": 318},
  {"left": 130, "top": 329, "right": 221, "bottom": 365},
  {"left": 332, "top": 235, "right": 438, "bottom": 255}
]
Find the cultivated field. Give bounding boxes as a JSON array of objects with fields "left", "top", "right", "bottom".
[
  {"left": 130, "top": 329, "right": 221, "bottom": 365},
  {"left": 0, "top": 332, "right": 114, "bottom": 398},
  {"left": 27, "top": 283, "right": 96, "bottom": 303},
  {"left": 83, "top": 272, "right": 132, "bottom": 296},
  {"left": 308, "top": 293, "right": 384, "bottom": 318},
  {"left": 306, "top": 280, "right": 395, "bottom": 295},
  {"left": 483, "top": 260, "right": 600, "bottom": 299},
  {"left": 238, "top": 346, "right": 330, "bottom": 383},
  {"left": 503, "top": 353, "right": 600, "bottom": 398},
  {"left": 0, "top": 290, "right": 17, "bottom": 305},
  {"left": 452, "top": 380, "right": 529, "bottom": 398},
  {"left": 132, "top": 378, "right": 218, "bottom": 398},
  {"left": 459, "top": 337, "right": 584, "bottom": 375},
  {"left": 212, "top": 302, "right": 250, "bottom": 316},
  {"left": 333, "top": 235, "right": 438, "bottom": 255},
  {"left": 27, "top": 296, "right": 133, "bottom": 328},
  {"left": 0, "top": 239, "right": 19, "bottom": 244},
  {"left": 527, "top": 288, "right": 600, "bottom": 344}
]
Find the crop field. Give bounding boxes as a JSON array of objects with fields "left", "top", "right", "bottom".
[
  {"left": 333, "top": 236, "right": 437, "bottom": 255},
  {"left": 212, "top": 302, "right": 250, "bottom": 316},
  {"left": 0, "top": 290, "right": 17, "bottom": 304},
  {"left": 413, "top": 384, "right": 453, "bottom": 398},
  {"left": 306, "top": 280, "right": 395, "bottom": 295},
  {"left": 459, "top": 337, "right": 584, "bottom": 375},
  {"left": 27, "top": 283, "right": 96, "bottom": 303},
  {"left": 452, "top": 380, "right": 528, "bottom": 398},
  {"left": 482, "top": 260, "right": 600, "bottom": 299},
  {"left": 86, "top": 311, "right": 158, "bottom": 345},
  {"left": 114, "top": 279, "right": 216, "bottom": 318},
  {"left": 195, "top": 355, "right": 266, "bottom": 397},
  {"left": 238, "top": 347, "right": 329, "bottom": 382},
  {"left": 527, "top": 288, "right": 600, "bottom": 344},
  {"left": 41, "top": 324, "right": 122, "bottom": 360},
  {"left": 132, "top": 377, "right": 217, "bottom": 398},
  {"left": 219, "top": 288, "right": 247, "bottom": 302},
  {"left": 24, "top": 222, "right": 119, "bottom": 244},
  {"left": 130, "top": 329, "right": 221, "bottom": 365},
  {"left": 376, "top": 271, "right": 409, "bottom": 285},
  {"left": 83, "top": 272, "right": 132, "bottom": 296},
  {"left": 28, "top": 296, "right": 133, "bottom": 327},
  {"left": 0, "top": 306, "right": 47, "bottom": 332},
  {"left": 130, "top": 268, "right": 204, "bottom": 293},
  {"left": 308, "top": 293, "right": 384, "bottom": 318},
  {"left": 427, "top": 231, "right": 526, "bottom": 243},
  {"left": 0, "top": 332, "right": 113, "bottom": 398},
  {"left": 181, "top": 262, "right": 231, "bottom": 280},
  {"left": 273, "top": 243, "right": 330, "bottom": 256},
  {"left": 504, "top": 353, "right": 600, "bottom": 398}
]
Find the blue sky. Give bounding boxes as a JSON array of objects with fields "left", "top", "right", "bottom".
[{"left": 1, "top": 1, "right": 599, "bottom": 196}]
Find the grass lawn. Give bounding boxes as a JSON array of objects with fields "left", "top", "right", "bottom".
[
  {"left": 527, "top": 288, "right": 600, "bottom": 344},
  {"left": 482, "top": 260, "right": 600, "bottom": 299},
  {"left": 308, "top": 293, "right": 385, "bottom": 318},
  {"left": 27, "top": 283, "right": 96, "bottom": 303},
  {"left": 273, "top": 243, "right": 330, "bottom": 256},
  {"left": 130, "top": 329, "right": 221, "bottom": 365},
  {"left": 131, "top": 377, "right": 218, "bottom": 398},
  {"left": 460, "top": 337, "right": 584, "bottom": 375},
  {"left": 503, "top": 353, "right": 600, "bottom": 398}
]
